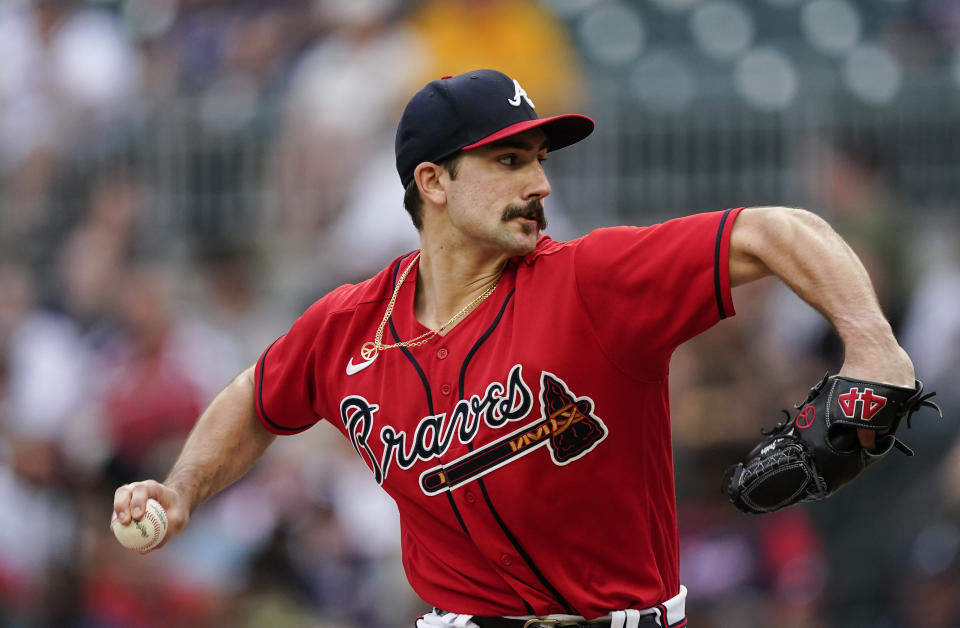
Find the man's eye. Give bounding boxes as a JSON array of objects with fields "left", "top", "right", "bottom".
[{"left": 499, "top": 155, "right": 517, "bottom": 166}]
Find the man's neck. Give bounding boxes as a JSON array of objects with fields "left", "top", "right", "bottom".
[{"left": 414, "top": 237, "right": 511, "bottom": 332}]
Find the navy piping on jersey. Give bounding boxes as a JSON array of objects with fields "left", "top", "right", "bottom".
[
  {"left": 713, "top": 207, "right": 734, "bottom": 319},
  {"left": 256, "top": 339, "right": 315, "bottom": 433},
  {"left": 458, "top": 284, "right": 575, "bottom": 617},
  {"left": 387, "top": 254, "right": 474, "bottom": 541}
]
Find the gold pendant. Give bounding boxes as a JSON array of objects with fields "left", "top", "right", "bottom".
[{"left": 360, "top": 342, "right": 378, "bottom": 361}]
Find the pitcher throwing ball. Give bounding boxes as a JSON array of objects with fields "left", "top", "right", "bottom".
[{"left": 113, "top": 69, "right": 938, "bottom": 628}]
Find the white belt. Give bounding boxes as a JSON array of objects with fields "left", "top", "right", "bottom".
[{"left": 416, "top": 585, "right": 687, "bottom": 628}]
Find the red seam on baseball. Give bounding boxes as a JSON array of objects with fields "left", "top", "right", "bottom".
[{"left": 143, "top": 512, "right": 160, "bottom": 548}]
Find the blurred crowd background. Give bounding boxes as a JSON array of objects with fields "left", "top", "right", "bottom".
[{"left": 0, "top": 0, "right": 958, "bottom": 626}]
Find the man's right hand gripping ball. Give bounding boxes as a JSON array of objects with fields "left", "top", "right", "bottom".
[{"left": 723, "top": 373, "right": 942, "bottom": 514}]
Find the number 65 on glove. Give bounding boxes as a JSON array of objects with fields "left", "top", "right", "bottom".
[{"left": 723, "top": 374, "right": 942, "bottom": 514}]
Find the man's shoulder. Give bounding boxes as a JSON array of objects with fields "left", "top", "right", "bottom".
[
  {"left": 312, "top": 254, "right": 409, "bottom": 315},
  {"left": 535, "top": 219, "right": 720, "bottom": 261}
]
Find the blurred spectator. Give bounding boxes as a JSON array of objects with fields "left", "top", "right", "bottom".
[
  {"left": 0, "top": 1, "right": 139, "bottom": 249},
  {"left": 167, "top": 0, "right": 311, "bottom": 96},
  {"left": 670, "top": 280, "right": 791, "bottom": 450},
  {"left": 188, "top": 240, "right": 298, "bottom": 364},
  {"left": 679, "top": 451, "right": 826, "bottom": 628},
  {"left": 808, "top": 133, "right": 913, "bottom": 327},
  {"left": 407, "top": 0, "right": 585, "bottom": 116},
  {"left": 0, "top": 262, "right": 35, "bottom": 350},
  {"left": 46, "top": 172, "right": 136, "bottom": 326},
  {"left": 920, "top": 0, "right": 960, "bottom": 47},
  {"left": 894, "top": 516, "right": 960, "bottom": 628},
  {"left": 902, "top": 228, "right": 960, "bottom": 542},
  {"left": 267, "top": 0, "right": 425, "bottom": 267},
  {"left": 901, "top": 231, "right": 960, "bottom": 393},
  {"left": 80, "top": 535, "right": 224, "bottom": 628},
  {"left": 99, "top": 263, "right": 240, "bottom": 485},
  {"left": 0, "top": 261, "right": 86, "bottom": 626},
  {"left": 165, "top": 2, "right": 314, "bottom": 245},
  {"left": 944, "top": 439, "right": 960, "bottom": 512}
]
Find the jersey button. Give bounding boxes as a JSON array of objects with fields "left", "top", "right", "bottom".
[
  {"left": 464, "top": 490, "right": 476, "bottom": 504},
  {"left": 499, "top": 553, "right": 514, "bottom": 567},
  {"left": 437, "top": 347, "right": 449, "bottom": 359},
  {"left": 440, "top": 383, "right": 451, "bottom": 396}
]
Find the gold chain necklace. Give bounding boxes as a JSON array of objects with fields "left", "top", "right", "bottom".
[{"left": 360, "top": 252, "right": 502, "bottom": 360}]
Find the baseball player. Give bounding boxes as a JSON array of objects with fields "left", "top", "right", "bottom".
[{"left": 113, "top": 70, "right": 919, "bottom": 627}]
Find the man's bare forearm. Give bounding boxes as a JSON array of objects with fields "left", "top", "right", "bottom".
[
  {"left": 164, "top": 364, "right": 276, "bottom": 513},
  {"left": 729, "top": 206, "right": 914, "bottom": 386},
  {"left": 113, "top": 364, "right": 276, "bottom": 548}
]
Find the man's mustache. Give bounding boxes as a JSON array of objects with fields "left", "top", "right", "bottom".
[{"left": 502, "top": 200, "right": 547, "bottom": 231}]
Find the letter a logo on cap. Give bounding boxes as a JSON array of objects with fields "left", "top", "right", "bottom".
[{"left": 507, "top": 79, "right": 535, "bottom": 109}]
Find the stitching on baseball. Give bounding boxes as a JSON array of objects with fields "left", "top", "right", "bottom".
[{"left": 143, "top": 511, "right": 160, "bottom": 548}]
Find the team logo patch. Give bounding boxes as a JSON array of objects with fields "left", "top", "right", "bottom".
[
  {"left": 419, "top": 371, "right": 607, "bottom": 495},
  {"left": 507, "top": 79, "right": 535, "bottom": 108},
  {"left": 540, "top": 374, "right": 607, "bottom": 463},
  {"left": 837, "top": 387, "right": 887, "bottom": 421}
]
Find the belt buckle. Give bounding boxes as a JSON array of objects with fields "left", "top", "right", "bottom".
[{"left": 522, "top": 620, "right": 561, "bottom": 628}]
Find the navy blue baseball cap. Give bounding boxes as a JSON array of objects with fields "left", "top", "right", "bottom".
[{"left": 395, "top": 69, "right": 595, "bottom": 188}]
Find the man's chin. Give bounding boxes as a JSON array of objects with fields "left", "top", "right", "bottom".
[
  {"left": 511, "top": 231, "right": 540, "bottom": 256},
  {"left": 495, "top": 220, "right": 540, "bottom": 255}
]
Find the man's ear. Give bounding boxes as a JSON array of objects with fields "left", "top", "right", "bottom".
[{"left": 414, "top": 162, "right": 447, "bottom": 206}]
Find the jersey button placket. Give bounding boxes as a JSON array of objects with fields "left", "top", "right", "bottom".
[{"left": 436, "top": 347, "right": 450, "bottom": 395}]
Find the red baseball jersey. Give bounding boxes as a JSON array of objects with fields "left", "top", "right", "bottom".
[{"left": 255, "top": 208, "right": 743, "bottom": 619}]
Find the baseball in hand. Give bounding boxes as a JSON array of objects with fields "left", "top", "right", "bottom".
[{"left": 111, "top": 498, "right": 168, "bottom": 552}]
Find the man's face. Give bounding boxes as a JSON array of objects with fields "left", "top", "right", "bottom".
[{"left": 443, "top": 128, "right": 552, "bottom": 257}]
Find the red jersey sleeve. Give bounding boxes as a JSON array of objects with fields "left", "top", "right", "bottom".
[
  {"left": 574, "top": 208, "right": 743, "bottom": 379},
  {"left": 254, "top": 298, "right": 330, "bottom": 435}
]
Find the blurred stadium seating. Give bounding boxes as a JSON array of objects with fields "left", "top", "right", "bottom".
[{"left": 1, "top": 1, "right": 958, "bottom": 627}]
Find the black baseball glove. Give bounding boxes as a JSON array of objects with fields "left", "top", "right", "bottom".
[{"left": 723, "top": 373, "right": 942, "bottom": 514}]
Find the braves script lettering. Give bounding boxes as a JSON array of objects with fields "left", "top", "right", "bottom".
[{"left": 340, "top": 364, "right": 533, "bottom": 486}]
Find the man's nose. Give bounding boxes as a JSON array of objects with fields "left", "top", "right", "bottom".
[{"left": 523, "top": 161, "right": 551, "bottom": 200}]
